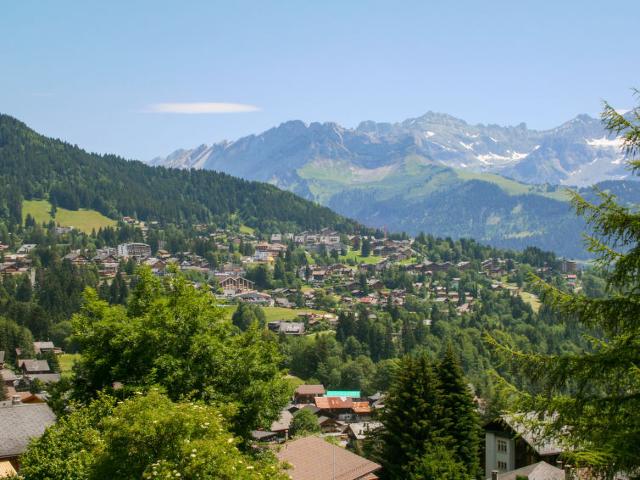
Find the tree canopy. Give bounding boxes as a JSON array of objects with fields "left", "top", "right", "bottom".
[
  {"left": 18, "top": 390, "right": 287, "bottom": 480},
  {"left": 71, "top": 267, "right": 290, "bottom": 439}
]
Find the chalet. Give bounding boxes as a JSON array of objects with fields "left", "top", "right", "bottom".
[
  {"left": 218, "top": 275, "right": 254, "bottom": 296},
  {"left": 18, "top": 359, "right": 51, "bottom": 375},
  {"left": 316, "top": 416, "right": 345, "bottom": 434},
  {"left": 294, "top": 384, "right": 325, "bottom": 404},
  {"left": 274, "top": 297, "right": 294, "bottom": 308},
  {"left": 144, "top": 257, "right": 167, "bottom": 275},
  {"left": 315, "top": 393, "right": 371, "bottom": 423},
  {"left": 484, "top": 415, "right": 562, "bottom": 478},
  {"left": 94, "top": 254, "right": 119, "bottom": 276},
  {"left": 270, "top": 409, "right": 293, "bottom": 440},
  {"left": 268, "top": 321, "right": 305, "bottom": 336},
  {"left": 0, "top": 398, "right": 56, "bottom": 469},
  {"left": 234, "top": 291, "right": 274, "bottom": 306},
  {"left": 275, "top": 435, "right": 381, "bottom": 480},
  {"left": 251, "top": 430, "right": 279, "bottom": 443},
  {"left": 1, "top": 369, "right": 17, "bottom": 388},
  {"left": 347, "top": 421, "right": 383, "bottom": 443},
  {"left": 16, "top": 244, "right": 37, "bottom": 254},
  {"left": 33, "top": 341, "right": 56, "bottom": 355}
]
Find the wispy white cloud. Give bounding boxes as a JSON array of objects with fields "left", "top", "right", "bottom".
[{"left": 146, "top": 102, "right": 260, "bottom": 114}]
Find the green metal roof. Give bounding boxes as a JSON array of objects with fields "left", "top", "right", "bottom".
[{"left": 325, "top": 390, "right": 361, "bottom": 398}]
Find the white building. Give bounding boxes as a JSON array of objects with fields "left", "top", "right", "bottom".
[{"left": 117, "top": 243, "right": 151, "bottom": 260}]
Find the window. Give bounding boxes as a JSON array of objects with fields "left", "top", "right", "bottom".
[
  {"left": 497, "top": 461, "right": 508, "bottom": 471},
  {"left": 497, "top": 439, "right": 508, "bottom": 452}
]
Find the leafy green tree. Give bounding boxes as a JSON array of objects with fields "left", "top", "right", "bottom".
[
  {"left": 290, "top": 408, "right": 320, "bottom": 437},
  {"left": 232, "top": 302, "right": 266, "bottom": 331},
  {"left": 71, "top": 267, "right": 289, "bottom": 440},
  {"left": 492, "top": 96, "right": 640, "bottom": 474},
  {"left": 19, "top": 391, "right": 287, "bottom": 480}
]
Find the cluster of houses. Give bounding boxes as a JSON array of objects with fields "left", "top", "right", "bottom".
[
  {"left": 0, "top": 342, "right": 62, "bottom": 402},
  {"left": 252, "top": 384, "right": 384, "bottom": 449}
]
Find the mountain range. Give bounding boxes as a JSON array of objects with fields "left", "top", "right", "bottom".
[
  {"left": 150, "top": 112, "right": 629, "bottom": 187},
  {"left": 150, "top": 112, "right": 638, "bottom": 258}
]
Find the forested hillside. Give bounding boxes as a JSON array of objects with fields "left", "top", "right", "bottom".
[{"left": 0, "top": 114, "right": 361, "bottom": 234}]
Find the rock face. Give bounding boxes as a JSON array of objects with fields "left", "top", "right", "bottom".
[
  {"left": 150, "top": 112, "right": 638, "bottom": 258},
  {"left": 151, "top": 112, "right": 629, "bottom": 187}
]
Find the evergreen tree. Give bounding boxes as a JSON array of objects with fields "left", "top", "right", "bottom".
[
  {"left": 361, "top": 238, "right": 372, "bottom": 257},
  {"left": 437, "top": 345, "right": 481, "bottom": 477},
  {"left": 372, "top": 353, "right": 445, "bottom": 479},
  {"left": 493, "top": 95, "right": 640, "bottom": 474}
]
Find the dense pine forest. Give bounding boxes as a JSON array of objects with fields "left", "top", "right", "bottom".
[{"left": 0, "top": 114, "right": 361, "bottom": 233}]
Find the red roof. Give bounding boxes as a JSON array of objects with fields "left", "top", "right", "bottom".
[
  {"left": 315, "top": 396, "right": 353, "bottom": 409},
  {"left": 351, "top": 402, "right": 372, "bottom": 414}
]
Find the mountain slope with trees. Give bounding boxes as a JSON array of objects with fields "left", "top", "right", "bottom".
[{"left": 0, "top": 114, "right": 361, "bottom": 234}]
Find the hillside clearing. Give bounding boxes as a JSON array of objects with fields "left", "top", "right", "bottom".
[{"left": 23, "top": 199, "right": 116, "bottom": 233}]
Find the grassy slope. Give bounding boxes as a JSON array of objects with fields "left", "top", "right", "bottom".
[
  {"left": 23, "top": 199, "right": 116, "bottom": 233},
  {"left": 339, "top": 247, "right": 383, "bottom": 265},
  {"left": 298, "top": 154, "right": 571, "bottom": 203},
  {"left": 58, "top": 353, "right": 80, "bottom": 378},
  {"left": 455, "top": 169, "right": 570, "bottom": 201},
  {"left": 221, "top": 305, "right": 327, "bottom": 322}
]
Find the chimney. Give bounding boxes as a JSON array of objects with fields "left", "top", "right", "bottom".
[
  {"left": 491, "top": 470, "right": 499, "bottom": 480},
  {"left": 12, "top": 395, "right": 21, "bottom": 405}
]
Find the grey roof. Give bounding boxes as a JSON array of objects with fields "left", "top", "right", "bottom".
[
  {"left": 18, "top": 359, "right": 50, "bottom": 373},
  {"left": 0, "top": 403, "right": 56, "bottom": 458},
  {"left": 501, "top": 414, "right": 563, "bottom": 456},
  {"left": 348, "top": 421, "right": 383, "bottom": 440},
  {"left": 270, "top": 409, "right": 293, "bottom": 432},
  {"left": 0, "top": 369, "right": 17, "bottom": 382},
  {"left": 488, "top": 461, "right": 565, "bottom": 480},
  {"left": 33, "top": 341, "right": 55, "bottom": 352}
]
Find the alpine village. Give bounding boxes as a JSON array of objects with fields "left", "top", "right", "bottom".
[{"left": 1, "top": 3, "right": 640, "bottom": 480}]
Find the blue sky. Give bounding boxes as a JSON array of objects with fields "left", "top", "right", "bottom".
[{"left": 1, "top": 1, "right": 638, "bottom": 159}]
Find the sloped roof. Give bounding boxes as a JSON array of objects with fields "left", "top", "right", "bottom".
[
  {"left": 276, "top": 436, "right": 381, "bottom": 480},
  {"left": 348, "top": 422, "right": 383, "bottom": 440},
  {"left": 0, "top": 369, "right": 17, "bottom": 382},
  {"left": 271, "top": 409, "right": 293, "bottom": 432},
  {"left": 351, "top": 402, "right": 372, "bottom": 414},
  {"left": 488, "top": 461, "right": 565, "bottom": 480},
  {"left": 295, "top": 384, "right": 326, "bottom": 396},
  {"left": 315, "top": 396, "right": 353, "bottom": 410},
  {"left": 0, "top": 460, "right": 17, "bottom": 477},
  {"left": 502, "top": 414, "right": 563, "bottom": 456},
  {"left": 18, "top": 359, "right": 50, "bottom": 373},
  {"left": 0, "top": 403, "right": 56, "bottom": 458},
  {"left": 33, "top": 341, "right": 55, "bottom": 351}
]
